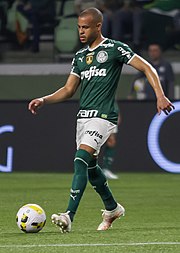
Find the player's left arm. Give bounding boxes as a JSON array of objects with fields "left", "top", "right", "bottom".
[{"left": 129, "top": 55, "right": 175, "bottom": 115}]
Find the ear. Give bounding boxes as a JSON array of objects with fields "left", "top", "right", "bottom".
[{"left": 96, "top": 22, "right": 102, "bottom": 31}]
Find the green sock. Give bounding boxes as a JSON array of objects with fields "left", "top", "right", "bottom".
[
  {"left": 102, "top": 146, "right": 115, "bottom": 171},
  {"left": 88, "top": 160, "right": 117, "bottom": 211},
  {"left": 66, "top": 149, "right": 92, "bottom": 221}
]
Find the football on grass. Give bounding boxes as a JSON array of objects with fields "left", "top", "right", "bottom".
[{"left": 16, "top": 203, "right": 46, "bottom": 233}]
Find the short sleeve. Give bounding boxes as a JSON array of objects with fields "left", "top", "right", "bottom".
[
  {"left": 114, "top": 42, "right": 136, "bottom": 65},
  {"left": 70, "top": 56, "right": 81, "bottom": 78}
]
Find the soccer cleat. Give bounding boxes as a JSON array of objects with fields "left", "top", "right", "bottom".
[
  {"left": 103, "top": 169, "right": 119, "bottom": 179},
  {"left": 51, "top": 212, "right": 71, "bottom": 233},
  {"left": 97, "top": 203, "right": 125, "bottom": 231}
]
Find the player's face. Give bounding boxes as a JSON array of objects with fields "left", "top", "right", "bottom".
[{"left": 78, "top": 15, "right": 101, "bottom": 45}]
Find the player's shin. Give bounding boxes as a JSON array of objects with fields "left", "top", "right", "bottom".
[
  {"left": 66, "top": 149, "right": 92, "bottom": 221},
  {"left": 88, "top": 160, "right": 117, "bottom": 211}
]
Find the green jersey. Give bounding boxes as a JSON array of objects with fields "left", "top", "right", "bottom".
[{"left": 71, "top": 38, "right": 135, "bottom": 124}]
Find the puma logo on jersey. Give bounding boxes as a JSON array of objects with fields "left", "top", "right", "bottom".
[
  {"left": 81, "top": 66, "right": 107, "bottom": 80},
  {"left": 78, "top": 56, "right": 84, "bottom": 62}
]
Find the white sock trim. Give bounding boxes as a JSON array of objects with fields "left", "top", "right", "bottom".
[
  {"left": 74, "top": 157, "right": 88, "bottom": 167},
  {"left": 88, "top": 165, "right": 97, "bottom": 169}
]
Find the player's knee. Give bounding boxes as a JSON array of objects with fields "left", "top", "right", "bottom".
[{"left": 74, "top": 149, "right": 93, "bottom": 173}]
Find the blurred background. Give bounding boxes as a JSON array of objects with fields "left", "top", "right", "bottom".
[{"left": 0, "top": 0, "right": 180, "bottom": 173}]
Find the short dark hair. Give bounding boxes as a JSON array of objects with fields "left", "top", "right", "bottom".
[{"left": 79, "top": 7, "right": 103, "bottom": 23}]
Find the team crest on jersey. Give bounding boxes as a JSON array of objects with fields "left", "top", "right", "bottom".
[
  {"left": 86, "top": 52, "right": 94, "bottom": 65},
  {"left": 96, "top": 51, "right": 108, "bottom": 63}
]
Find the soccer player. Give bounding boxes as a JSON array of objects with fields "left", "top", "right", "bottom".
[{"left": 28, "top": 8, "right": 174, "bottom": 233}]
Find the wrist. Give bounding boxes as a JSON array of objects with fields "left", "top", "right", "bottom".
[
  {"left": 156, "top": 93, "right": 165, "bottom": 100},
  {"left": 40, "top": 97, "right": 45, "bottom": 104}
]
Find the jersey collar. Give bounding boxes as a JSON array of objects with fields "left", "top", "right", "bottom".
[{"left": 88, "top": 38, "right": 108, "bottom": 52}]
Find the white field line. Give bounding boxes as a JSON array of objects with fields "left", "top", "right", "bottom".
[{"left": 0, "top": 242, "right": 180, "bottom": 248}]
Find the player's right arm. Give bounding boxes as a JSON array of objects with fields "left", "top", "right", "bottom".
[{"left": 28, "top": 74, "right": 80, "bottom": 115}]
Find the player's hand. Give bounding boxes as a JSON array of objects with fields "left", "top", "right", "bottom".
[
  {"left": 157, "top": 95, "right": 175, "bottom": 115},
  {"left": 28, "top": 98, "right": 44, "bottom": 115}
]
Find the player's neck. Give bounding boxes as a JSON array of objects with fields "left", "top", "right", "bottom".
[{"left": 89, "top": 35, "right": 105, "bottom": 50}]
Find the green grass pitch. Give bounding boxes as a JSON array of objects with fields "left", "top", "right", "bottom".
[{"left": 0, "top": 172, "right": 180, "bottom": 253}]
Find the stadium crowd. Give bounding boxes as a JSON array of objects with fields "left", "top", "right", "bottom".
[{"left": 0, "top": 0, "right": 179, "bottom": 54}]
